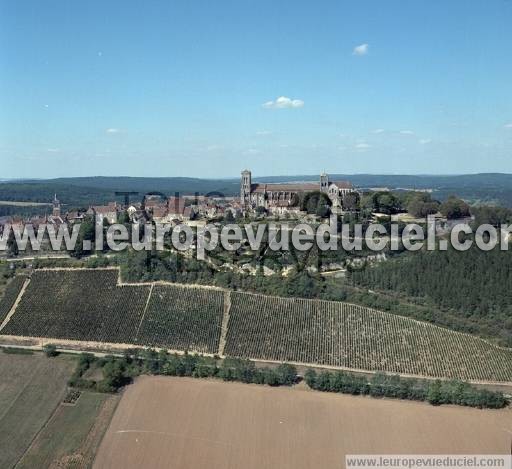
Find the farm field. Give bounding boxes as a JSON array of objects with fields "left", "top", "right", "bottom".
[
  {"left": 0, "top": 200, "right": 51, "bottom": 206},
  {"left": 93, "top": 376, "right": 512, "bottom": 469},
  {"left": 225, "top": 292, "right": 512, "bottom": 382},
  {"left": 0, "top": 352, "right": 76, "bottom": 468},
  {"left": 1, "top": 268, "right": 512, "bottom": 382},
  {"left": 16, "top": 391, "right": 119, "bottom": 469}
]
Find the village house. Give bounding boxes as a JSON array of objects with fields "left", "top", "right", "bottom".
[{"left": 87, "top": 202, "right": 119, "bottom": 225}]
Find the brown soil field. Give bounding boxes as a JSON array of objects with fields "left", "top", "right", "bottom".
[{"left": 94, "top": 376, "right": 512, "bottom": 469}]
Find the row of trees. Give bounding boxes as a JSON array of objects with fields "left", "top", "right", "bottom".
[
  {"left": 66, "top": 350, "right": 298, "bottom": 393},
  {"left": 60, "top": 349, "right": 507, "bottom": 409},
  {"left": 304, "top": 369, "right": 508, "bottom": 409},
  {"left": 359, "top": 191, "right": 471, "bottom": 219}
]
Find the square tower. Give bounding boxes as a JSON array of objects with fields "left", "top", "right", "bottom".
[{"left": 241, "top": 170, "right": 252, "bottom": 205}]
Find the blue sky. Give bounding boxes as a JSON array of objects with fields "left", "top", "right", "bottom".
[{"left": 1, "top": 0, "right": 511, "bottom": 178}]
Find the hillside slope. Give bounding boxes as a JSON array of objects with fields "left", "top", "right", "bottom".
[{"left": 0, "top": 268, "right": 511, "bottom": 382}]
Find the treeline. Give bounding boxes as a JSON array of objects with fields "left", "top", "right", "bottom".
[
  {"left": 60, "top": 349, "right": 508, "bottom": 409},
  {"left": 67, "top": 350, "right": 298, "bottom": 393},
  {"left": 0, "top": 205, "right": 48, "bottom": 218},
  {"left": 0, "top": 182, "right": 112, "bottom": 207},
  {"left": 359, "top": 191, "right": 470, "bottom": 219},
  {"left": 304, "top": 369, "right": 508, "bottom": 409},
  {"left": 349, "top": 246, "right": 512, "bottom": 346},
  {"left": 119, "top": 249, "right": 353, "bottom": 301}
]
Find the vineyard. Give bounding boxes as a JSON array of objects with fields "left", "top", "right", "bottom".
[
  {"left": 0, "top": 275, "right": 27, "bottom": 326},
  {"left": 0, "top": 268, "right": 511, "bottom": 383},
  {"left": 224, "top": 292, "right": 512, "bottom": 382},
  {"left": 1, "top": 270, "right": 151, "bottom": 344},
  {"left": 0, "top": 269, "right": 224, "bottom": 353},
  {"left": 136, "top": 285, "right": 224, "bottom": 354}
]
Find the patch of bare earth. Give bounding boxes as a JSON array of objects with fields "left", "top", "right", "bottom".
[{"left": 93, "top": 376, "right": 512, "bottom": 469}]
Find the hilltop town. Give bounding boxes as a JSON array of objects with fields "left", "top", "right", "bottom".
[{"left": 0, "top": 171, "right": 362, "bottom": 233}]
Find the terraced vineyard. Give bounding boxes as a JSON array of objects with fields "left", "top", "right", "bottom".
[
  {"left": 224, "top": 292, "right": 512, "bottom": 382},
  {"left": 136, "top": 285, "right": 224, "bottom": 354},
  {"left": 1, "top": 269, "right": 151, "bottom": 344},
  {"left": 0, "top": 275, "right": 27, "bottom": 325},
  {"left": 1, "top": 269, "right": 511, "bottom": 382}
]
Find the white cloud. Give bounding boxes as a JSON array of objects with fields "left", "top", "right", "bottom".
[
  {"left": 504, "top": 123, "right": 512, "bottom": 128},
  {"left": 399, "top": 130, "right": 414, "bottom": 135},
  {"left": 353, "top": 43, "right": 369, "bottom": 56},
  {"left": 106, "top": 128, "right": 122, "bottom": 134},
  {"left": 245, "top": 148, "right": 261, "bottom": 154},
  {"left": 419, "top": 139, "right": 432, "bottom": 145},
  {"left": 373, "top": 128, "right": 385, "bottom": 134},
  {"left": 256, "top": 130, "right": 273, "bottom": 136},
  {"left": 355, "top": 142, "right": 371, "bottom": 151},
  {"left": 46, "top": 148, "right": 61, "bottom": 153},
  {"left": 262, "top": 96, "right": 304, "bottom": 109}
]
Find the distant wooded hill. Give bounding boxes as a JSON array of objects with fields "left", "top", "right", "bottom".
[{"left": 1, "top": 173, "right": 512, "bottom": 208}]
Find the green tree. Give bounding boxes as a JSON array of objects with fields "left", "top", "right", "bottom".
[
  {"left": 43, "top": 344, "right": 58, "bottom": 357},
  {"left": 302, "top": 191, "right": 332, "bottom": 216},
  {"left": 275, "top": 363, "right": 297, "bottom": 385},
  {"left": 406, "top": 193, "right": 440, "bottom": 218},
  {"left": 440, "top": 196, "right": 470, "bottom": 219},
  {"left": 342, "top": 192, "right": 360, "bottom": 211},
  {"left": 7, "top": 230, "right": 19, "bottom": 257},
  {"left": 427, "top": 380, "right": 443, "bottom": 405},
  {"left": 224, "top": 210, "right": 235, "bottom": 223},
  {"left": 304, "top": 369, "right": 317, "bottom": 387}
]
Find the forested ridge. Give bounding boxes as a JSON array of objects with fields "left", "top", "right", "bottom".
[{"left": 350, "top": 246, "right": 512, "bottom": 346}]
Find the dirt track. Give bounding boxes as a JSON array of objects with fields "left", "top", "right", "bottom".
[{"left": 93, "top": 376, "right": 512, "bottom": 469}]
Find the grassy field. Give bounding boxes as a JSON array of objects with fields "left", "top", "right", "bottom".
[
  {"left": 16, "top": 391, "right": 119, "bottom": 469},
  {"left": 0, "top": 352, "right": 76, "bottom": 468},
  {"left": 0, "top": 351, "right": 118, "bottom": 469}
]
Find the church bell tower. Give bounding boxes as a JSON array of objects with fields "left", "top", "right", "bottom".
[
  {"left": 52, "top": 194, "right": 61, "bottom": 217},
  {"left": 241, "top": 170, "right": 252, "bottom": 205},
  {"left": 320, "top": 173, "right": 329, "bottom": 193}
]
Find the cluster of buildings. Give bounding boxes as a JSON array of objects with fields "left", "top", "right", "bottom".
[
  {"left": 0, "top": 195, "right": 84, "bottom": 233},
  {"left": 0, "top": 170, "right": 359, "bottom": 235},
  {"left": 0, "top": 193, "right": 242, "bottom": 233}
]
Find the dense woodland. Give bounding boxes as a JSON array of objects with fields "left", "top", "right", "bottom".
[{"left": 350, "top": 246, "right": 512, "bottom": 346}]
